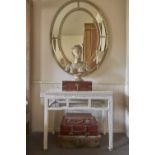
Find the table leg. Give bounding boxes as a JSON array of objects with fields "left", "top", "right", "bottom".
[
  {"left": 108, "top": 98, "right": 113, "bottom": 151},
  {"left": 43, "top": 98, "right": 48, "bottom": 150},
  {"left": 102, "top": 110, "right": 106, "bottom": 135},
  {"left": 52, "top": 111, "right": 55, "bottom": 134}
]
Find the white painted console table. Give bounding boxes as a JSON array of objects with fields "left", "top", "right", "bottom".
[{"left": 41, "top": 91, "right": 113, "bottom": 151}]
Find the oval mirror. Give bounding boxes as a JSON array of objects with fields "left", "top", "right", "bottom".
[{"left": 50, "top": 0, "right": 108, "bottom": 81}]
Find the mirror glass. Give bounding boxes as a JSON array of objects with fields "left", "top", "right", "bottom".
[
  {"left": 50, "top": 0, "right": 108, "bottom": 80},
  {"left": 61, "top": 10, "right": 99, "bottom": 64}
]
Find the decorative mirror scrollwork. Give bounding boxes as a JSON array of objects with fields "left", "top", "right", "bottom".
[{"left": 50, "top": 0, "right": 108, "bottom": 81}]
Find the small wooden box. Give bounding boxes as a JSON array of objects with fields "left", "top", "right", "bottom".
[{"left": 62, "top": 81, "right": 92, "bottom": 91}]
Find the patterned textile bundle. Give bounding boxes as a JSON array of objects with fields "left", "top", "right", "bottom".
[{"left": 58, "top": 135, "right": 101, "bottom": 148}]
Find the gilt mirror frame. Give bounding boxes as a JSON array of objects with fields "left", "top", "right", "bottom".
[{"left": 50, "top": 0, "right": 109, "bottom": 78}]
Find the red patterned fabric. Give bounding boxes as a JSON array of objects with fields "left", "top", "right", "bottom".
[{"left": 60, "top": 113, "right": 99, "bottom": 136}]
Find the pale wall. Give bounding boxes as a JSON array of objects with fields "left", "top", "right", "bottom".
[
  {"left": 125, "top": 0, "right": 129, "bottom": 137},
  {"left": 31, "top": 0, "right": 127, "bottom": 132}
]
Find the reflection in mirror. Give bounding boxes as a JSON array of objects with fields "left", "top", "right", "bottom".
[
  {"left": 50, "top": 0, "right": 108, "bottom": 80},
  {"left": 60, "top": 10, "right": 99, "bottom": 65}
]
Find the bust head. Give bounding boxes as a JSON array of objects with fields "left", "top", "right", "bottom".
[
  {"left": 72, "top": 44, "right": 82, "bottom": 60},
  {"left": 65, "top": 44, "right": 88, "bottom": 80}
]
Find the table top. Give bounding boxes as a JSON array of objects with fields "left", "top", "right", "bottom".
[{"left": 40, "top": 91, "right": 113, "bottom": 98}]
